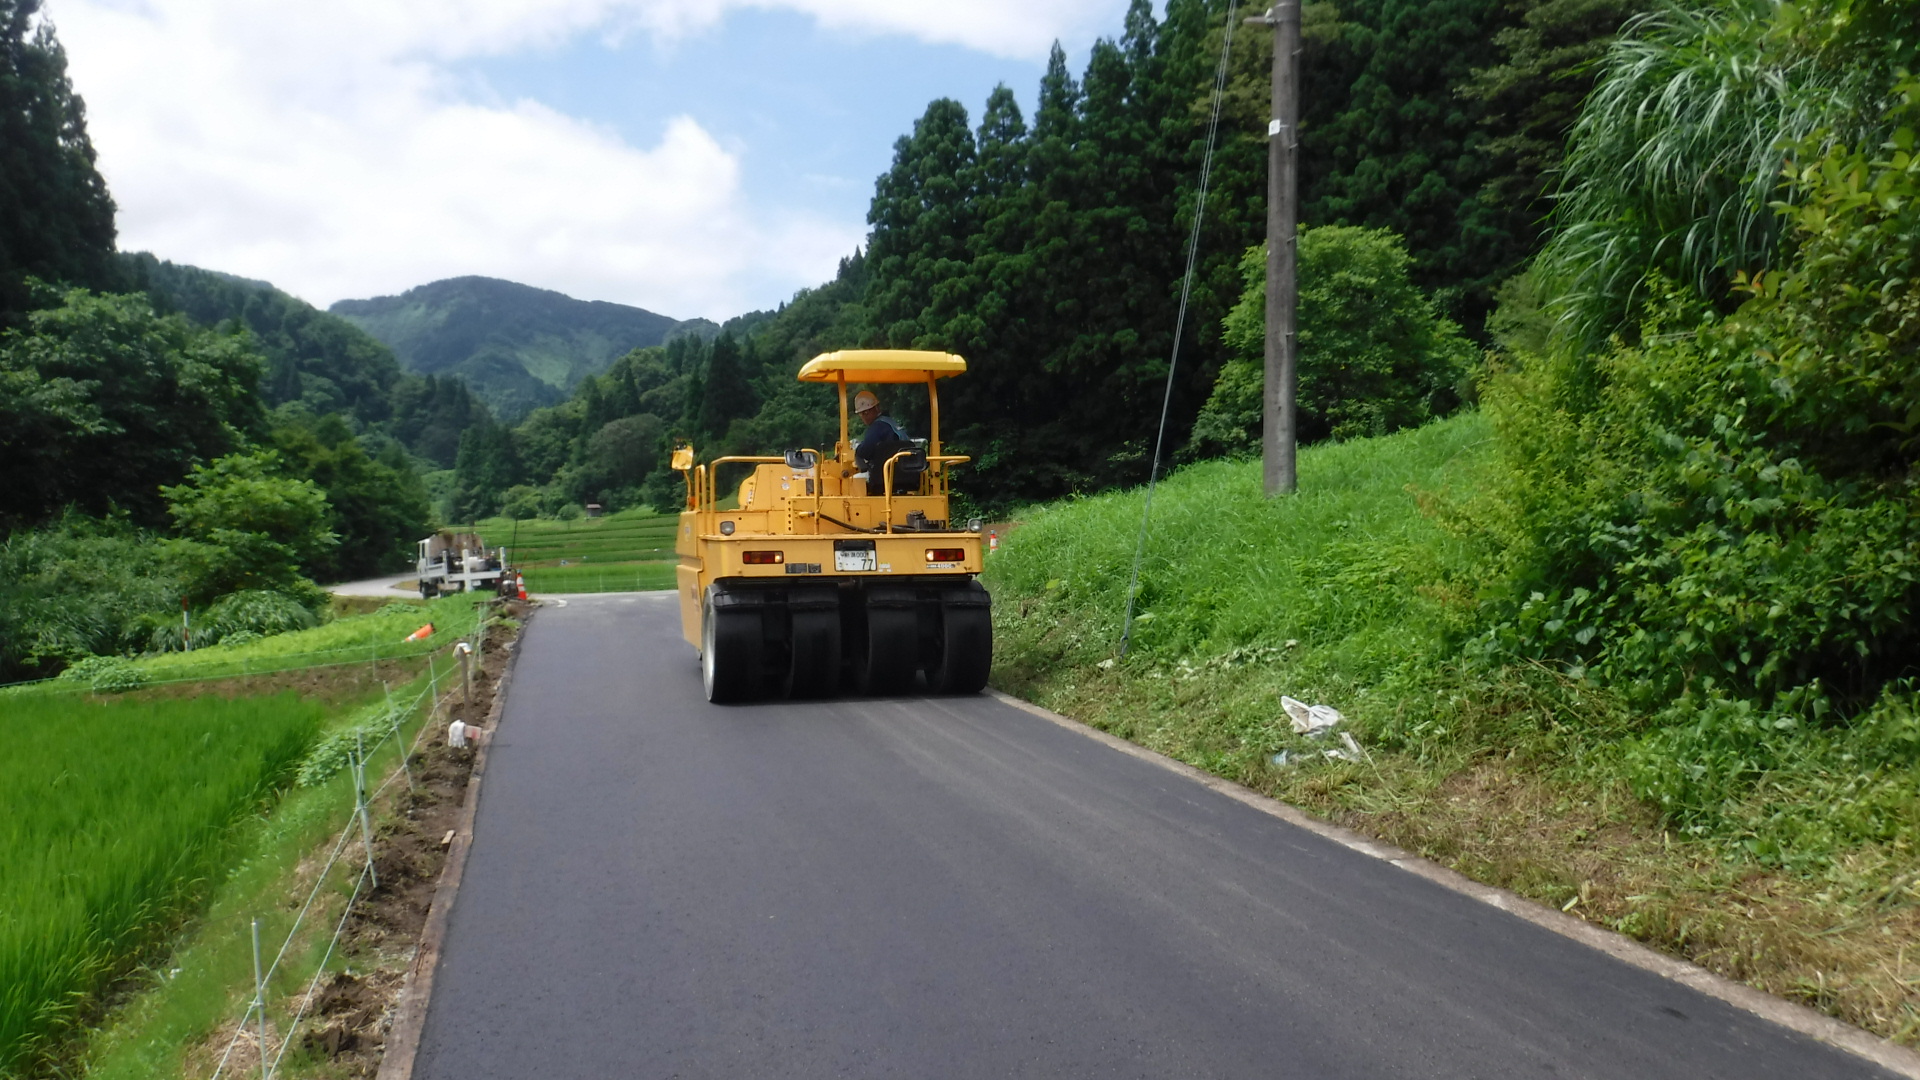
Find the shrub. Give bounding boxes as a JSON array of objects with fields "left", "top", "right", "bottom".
[
  {"left": 161, "top": 451, "right": 337, "bottom": 604},
  {"left": 295, "top": 699, "right": 404, "bottom": 787},
  {"left": 203, "top": 589, "right": 319, "bottom": 640},
  {"left": 1189, "top": 227, "right": 1477, "bottom": 456},
  {"left": 1478, "top": 83, "right": 1920, "bottom": 716},
  {"left": 55, "top": 655, "right": 148, "bottom": 693},
  {"left": 0, "top": 516, "right": 184, "bottom": 679}
]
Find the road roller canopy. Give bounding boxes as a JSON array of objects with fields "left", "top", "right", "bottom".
[{"left": 796, "top": 350, "right": 967, "bottom": 384}]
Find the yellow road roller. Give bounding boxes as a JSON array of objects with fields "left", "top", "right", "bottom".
[{"left": 672, "top": 350, "right": 992, "bottom": 703}]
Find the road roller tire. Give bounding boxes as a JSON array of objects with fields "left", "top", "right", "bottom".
[
  {"left": 858, "top": 592, "right": 919, "bottom": 695},
  {"left": 702, "top": 586, "right": 763, "bottom": 703},
  {"left": 785, "top": 598, "right": 841, "bottom": 698},
  {"left": 928, "top": 586, "right": 993, "bottom": 694}
]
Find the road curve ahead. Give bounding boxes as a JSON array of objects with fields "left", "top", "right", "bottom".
[{"left": 412, "top": 593, "right": 1893, "bottom": 1080}]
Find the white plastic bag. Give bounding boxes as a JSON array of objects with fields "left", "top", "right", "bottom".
[{"left": 1281, "top": 695, "right": 1344, "bottom": 736}]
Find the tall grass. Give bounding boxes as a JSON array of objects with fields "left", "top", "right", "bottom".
[
  {"left": 0, "top": 692, "right": 332, "bottom": 1073},
  {"left": 1538, "top": 0, "right": 1895, "bottom": 343},
  {"left": 986, "top": 413, "right": 1494, "bottom": 693}
]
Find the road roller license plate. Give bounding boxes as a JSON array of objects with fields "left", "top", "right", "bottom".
[{"left": 835, "top": 549, "right": 877, "bottom": 572}]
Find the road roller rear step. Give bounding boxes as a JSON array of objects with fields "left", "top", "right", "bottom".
[{"left": 675, "top": 350, "right": 994, "bottom": 705}]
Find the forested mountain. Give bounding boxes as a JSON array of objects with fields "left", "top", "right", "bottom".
[
  {"left": 331, "top": 276, "right": 713, "bottom": 420},
  {"left": 126, "top": 253, "right": 406, "bottom": 425},
  {"left": 454, "top": 0, "right": 1634, "bottom": 519}
]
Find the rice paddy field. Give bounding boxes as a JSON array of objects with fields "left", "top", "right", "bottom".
[
  {"left": 0, "top": 691, "right": 334, "bottom": 1073},
  {"left": 462, "top": 508, "right": 678, "bottom": 593},
  {"left": 0, "top": 595, "right": 490, "bottom": 1075}
]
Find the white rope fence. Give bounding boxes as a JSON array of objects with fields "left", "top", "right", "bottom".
[{"left": 207, "top": 605, "right": 496, "bottom": 1079}]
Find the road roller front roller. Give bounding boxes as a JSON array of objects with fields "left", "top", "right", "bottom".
[{"left": 674, "top": 350, "right": 994, "bottom": 704}]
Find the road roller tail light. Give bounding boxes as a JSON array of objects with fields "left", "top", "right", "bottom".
[
  {"left": 742, "top": 551, "right": 785, "bottom": 565},
  {"left": 926, "top": 548, "right": 965, "bottom": 563}
]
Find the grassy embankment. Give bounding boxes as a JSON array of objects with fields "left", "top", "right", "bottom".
[
  {"left": 983, "top": 412, "right": 1918, "bottom": 1045},
  {"left": 463, "top": 508, "right": 677, "bottom": 593},
  {"left": 0, "top": 595, "right": 487, "bottom": 1077}
]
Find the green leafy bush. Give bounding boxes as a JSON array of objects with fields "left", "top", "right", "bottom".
[
  {"left": 1190, "top": 228, "right": 1477, "bottom": 456},
  {"left": 1480, "top": 83, "right": 1920, "bottom": 711},
  {"left": 203, "top": 589, "right": 319, "bottom": 640},
  {"left": 296, "top": 699, "right": 404, "bottom": 787},
  {"left": 0, "top": 516, "right": 184, "bottom": 678},
  {"left": 1467, "top": 79, "right": 1920, "bottom": 860},
  {"left": 1622, "top": 682, "right": 1920, "bottom": 866},
  {"left": 55, "top": 655, "right": 148, "bottom": 693}
]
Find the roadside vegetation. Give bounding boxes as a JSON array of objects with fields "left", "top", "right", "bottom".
[
  {"left": 71, "top": 627, "right": 507, "bottom": 1080},
  {"left": 0, "top": 692, "right": 330, "bottom": 1073},
  {"left": 987, "top": 415, "right": 1919, "bottom": 1043},
  {"left": 990, "top": 0, "right": 1920, "bottom": 1046},
  {"left": 0, "top": 596, "right": 489, "bottom": 1076}
]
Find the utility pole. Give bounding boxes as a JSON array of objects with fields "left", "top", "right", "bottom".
[{"left": 1248, "top": 1, "right": 1300, "bottom": 496}]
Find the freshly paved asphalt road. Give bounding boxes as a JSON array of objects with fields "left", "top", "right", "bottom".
[
  {"left": 413, "top": 592, "right": 1894, "bottom": 1079},
  {"left": 325, "top": 573, "right": 416, "bottom": 598}
]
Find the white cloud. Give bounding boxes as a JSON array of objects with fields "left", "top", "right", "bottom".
[
  {"left": 46, "top": 0, "right": 1114, "bottom": 316},
  {"left": 631, "top": 0, "right": 1117, "bottom": 58}
]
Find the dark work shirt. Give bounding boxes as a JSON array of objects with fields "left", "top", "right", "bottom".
[{"left": 855, "top": 414, "right": 905, "bottom": 466}]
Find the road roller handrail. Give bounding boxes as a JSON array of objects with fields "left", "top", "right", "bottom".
[{"left": 702, "top": 456, "right": 786, "bottom": 517}]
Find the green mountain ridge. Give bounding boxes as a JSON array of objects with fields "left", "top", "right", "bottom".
[{"left": 330, "top": 276, "right": 717, "bottom": 420}]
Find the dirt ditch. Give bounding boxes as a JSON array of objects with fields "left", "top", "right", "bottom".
[{"left": 207, "top": 599, "right": 529, "bottom": 1078}]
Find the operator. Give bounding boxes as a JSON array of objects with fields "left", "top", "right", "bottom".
[
  {"left": 853, "top": 389, "right": 905, "bottom": 467},
  {"left": 852, "top": 389, "right": 915, "bottom": 494}
]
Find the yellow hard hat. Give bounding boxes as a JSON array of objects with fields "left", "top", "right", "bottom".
[{"left": 853, "top": 390, "right": 879, "bottom": 413}]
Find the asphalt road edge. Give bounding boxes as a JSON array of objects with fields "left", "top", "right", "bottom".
[
  {"left": 986, "top": 688, "right": 1920, "bottom": 1078},
  {"left": 376, "top": 611, "right": 529, "bottom": 1080}
]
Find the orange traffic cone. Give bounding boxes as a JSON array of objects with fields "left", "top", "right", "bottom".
[
  {"left": 516, "top": 573, "right": 528, "bottom": 601},
  {"left": 988, "top": 531, "right": 999, "bottom": 553},
  {"left": 404, "top": 622, "right": 434, "bottom": 643}
]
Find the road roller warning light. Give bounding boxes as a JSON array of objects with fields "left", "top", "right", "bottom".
[{"left": 673, "top": 349, "right": 994, "bottom": 704}]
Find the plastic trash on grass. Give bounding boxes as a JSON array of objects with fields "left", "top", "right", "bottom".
[
  {"left": 1281, "top": 695, "right": 1344, "bottom": 737},
  {"left": 1324, "top": 732, "right": 1367, "bottom": 763}
]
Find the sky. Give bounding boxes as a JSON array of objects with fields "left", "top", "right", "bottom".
[{"left": 46, "top": 0, "right": 1134, "bottom": 322}]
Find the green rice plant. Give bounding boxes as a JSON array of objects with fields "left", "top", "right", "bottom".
[
  {"left": 517, "top": 561, "right": 676, "bottom": 594},
  {"left": 74, "top": 659, "right": 453, "bottom": 1080},
  {"left": 462, "top": 509, "right": 680, "bottom": 568},
  {"left": 0, "top": 691, "right": 332, "bottom": 1074}
]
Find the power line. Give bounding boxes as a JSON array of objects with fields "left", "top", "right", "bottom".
[{"left": 1119, "top": 0, "right": 1244, "bottom": 657}]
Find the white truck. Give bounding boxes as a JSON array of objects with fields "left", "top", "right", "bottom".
[{"left": 416, "top": 532, "right": 508, "bottom": 598}]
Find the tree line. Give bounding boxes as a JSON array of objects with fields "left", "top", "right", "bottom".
[{"left": 453, "top": 0, "right": 1631, "bottom": 518}]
